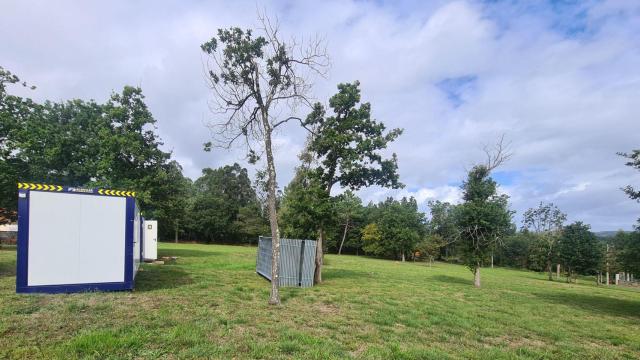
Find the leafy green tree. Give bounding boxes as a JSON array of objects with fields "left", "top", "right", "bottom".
[
  {"left": 279, "top": 144, "right": 332, "bottom": 240},
  {"left": 379, "top": 197, "right": 425, "bottom": 261},
  {"left": 427, "top": 200, "right": 460, "bottom": 259},
  {"left": 233, "top": 202, "right": 270, "bottom": 245},
  {"left": 494, "top": 231, "right": 534, "bottom": 269},
  {"left": 610, "top": 230, "right": 640, "bottom": 276},
  {"left": 279, "top": 168, "right": 329, "bottom": 240},
  {"left": 362, "top": 223, "right": 383, "bottom": 256},
  {"left": 145, "top": 161, "right": 192, "bottom": 242},
  {"left": 522, "top": 202, "right": 567, "bottom": 280},
  {"left": 1, "top": 67, "right": 180, "bottom": 230},
  {"left": 303, "top": 81, "right": 403, "bottom": 283},
  {"left": 414, "top": 234, "right": 445, "bottom": 266},
  {"left": 363, "top": 197, "right": 425, "bottom": 260},
  {"left": 200, "top": 15, "right": 328, "bottom": 305},
  {"left": 557, "top": 222, "right": 602, "bottom": 282},
  {"left": 189, "top": 163, "right": 264, "bottom": 243},
  {"left": 457, "top": 163, "right": 514, "bottom": 288},
  {"left": 0, "top": 67, "right": 39, "bottom": 214}
]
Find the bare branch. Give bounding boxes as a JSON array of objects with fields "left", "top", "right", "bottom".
[{"left": 482, "top": 134, "right": 513, "bottom": 172}]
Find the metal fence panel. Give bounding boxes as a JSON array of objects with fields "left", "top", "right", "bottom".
[{"left": 256, "top": 236, "right": 317, "bottom": 287}]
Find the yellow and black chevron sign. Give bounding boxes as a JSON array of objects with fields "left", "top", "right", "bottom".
[
  {"left": 98, "top": 189, "right": 136, "bottom": 197},
  {"left": 17, "top": 183, "right": 63, "bottom": 191},
  {"left": 17, "top": 182, "right": 135, "bottom": 197}
]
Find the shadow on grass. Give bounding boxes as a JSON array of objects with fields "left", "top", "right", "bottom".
[
  {"left": 158, "top": 248, "right": 218, "bottom": 258},
  {"left": 430, "top": 275, "right": 472, "bottom": 286},
  {"left": 323, "top": 268, "right": 371, "bottom": 281},
  {"left": 135, "top": 264, "right": 192, "bottom": 291},
  {"left": 535, "top": 291, "right": 640, "bottom": 319},
  {"left": 0, "top": 260, "right": 16, "bottom": 277},
  {"left": 0, "top": 247, "right": 16, "bottom": 277},
  {"left": 280, "top": 287, "right": 305, "bottom": 303}
]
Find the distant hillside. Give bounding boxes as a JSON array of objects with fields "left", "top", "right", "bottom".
[{"left": 595, "top": 231, "right": 629, "bottom": 238}]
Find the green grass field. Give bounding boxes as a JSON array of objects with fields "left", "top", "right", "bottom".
[{"left": 1, "top": 243, "right": 639, "bottom": 359}]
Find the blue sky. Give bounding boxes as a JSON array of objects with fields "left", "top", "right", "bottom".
[{"left": 2, "top": 0, "right": 639, "bottom": 230}]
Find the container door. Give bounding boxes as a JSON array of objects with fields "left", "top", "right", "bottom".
[{"left": 144, "top": 221, "right": 158, "bottom": 260}]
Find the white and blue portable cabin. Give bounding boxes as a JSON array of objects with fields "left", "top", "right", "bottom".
[{"left": 16, "top": 183, "right": 143, "bottom": 293}]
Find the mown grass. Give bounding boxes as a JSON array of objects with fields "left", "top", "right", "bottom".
[{"left": 1, "top": 243, "right": 639, "bottom": 359}]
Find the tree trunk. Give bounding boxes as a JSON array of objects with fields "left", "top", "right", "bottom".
[
  {"left": 264, "top": 127, "right": 281, "bottom": 306},
  {"left": 490, "top": 254, "right": 494, "bottom": 268},
  {"left": 547, "top": 260, "right": 553, "bottom": 281},
  {"left": 314, "top": 181, "right": 334, "bottom": 284},
  {"left": 606, "top": 244, "right": 610, "bottom": 285},
  {"left": 338, "top": 218, "right": 349, "bottom": 255},
  {"left": 174, "top": 220, "right": 179, "bottom": 243},
  {"left": 474, "top": 264, "right": 481, "bottom": 288},
  {"left": 314, "top": 228, "right": 324, "bottom": 284},
  {"left": 556, "top": 264, "right": 560, "bottom": 279},
  {"left": 401, "top": 252, "right": 405, "bottom": 262}
]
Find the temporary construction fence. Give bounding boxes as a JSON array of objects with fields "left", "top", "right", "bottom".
[{"left": 256, "top": 236, "right": 316, "bottom": 287}]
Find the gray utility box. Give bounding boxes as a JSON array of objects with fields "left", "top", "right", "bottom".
[{"left": 256, "top": 236, "right": 317, "bottom": 287}]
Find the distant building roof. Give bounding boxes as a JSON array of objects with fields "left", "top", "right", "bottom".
[
  {"left": 0, "top": 224, "right": 17, "bottom": 232},
  {"left": 0, "top": 208, "right": 17, "bottom": 225}
]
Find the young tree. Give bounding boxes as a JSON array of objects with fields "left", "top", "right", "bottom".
[
  {"left": 557, "top": 222, "right": 602, "bottom": 282},
  {"left": 456, "top": 138, "right": 514, "bottom": 287},
  {"left": 200, "top": 15, "right": 328, "bottom": 305},
  {"left": 335, "top": 191, "right": 363, "bottom": 255},
  {"left": 303, "top": 81, "right": 403, "bottom": 283},
  {"left": 521, "top": 202, "right": 567, "bottom": 280}
]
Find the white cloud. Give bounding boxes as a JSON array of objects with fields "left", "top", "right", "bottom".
[
  {"left": 1, "top": 0, "right": 639, "bottom": 230},
  {"left": 361, "top": 185, "right": 463, "bottom": 207}
]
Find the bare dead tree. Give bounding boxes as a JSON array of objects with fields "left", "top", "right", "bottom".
[
  {"left": 200, "top": 12, "right": 329, "bottom": 305},
  {"left": 482, "top": 134, "right": 513, "bottom": 172}
]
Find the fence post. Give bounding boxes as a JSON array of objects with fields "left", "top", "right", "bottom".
[{"left": 298, "top": 240, "right": 306, "bottom": 287}]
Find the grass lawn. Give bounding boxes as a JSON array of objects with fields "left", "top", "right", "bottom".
[{"left": 1, "top": 243, "right": 639, "bottom": 359}]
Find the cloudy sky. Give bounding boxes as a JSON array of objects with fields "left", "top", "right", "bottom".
[{"left": 2, "top": 0, "right": 639, "bottom": 230}]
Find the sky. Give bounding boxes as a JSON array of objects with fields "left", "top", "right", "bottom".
[{"left": 2, "top": 0, "right": 639, "bottom": 231}]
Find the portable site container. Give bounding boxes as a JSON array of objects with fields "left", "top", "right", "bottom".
[
  {"left": 16, "top": 183, "right": 142, "bottom": 294},
  {"left": 143, "top": 220, "right": 158, "bottom": 261},
  {"left": 256, "top": 236, "right": 317, "bottom": 287}
]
